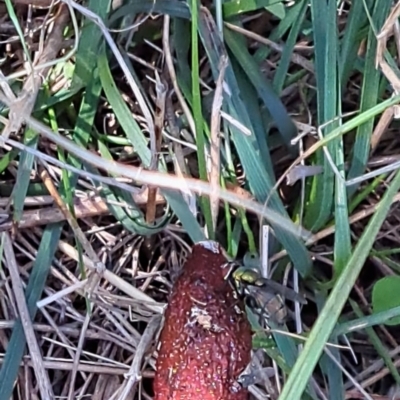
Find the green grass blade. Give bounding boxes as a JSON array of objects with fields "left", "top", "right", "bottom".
[
  {"left": 272, "top": 0, "right": 308, "bottom": 94},
  {"left": 346, "top": 1, "right": 391, "bottom": 196},
  {"left": 0, "top": 148, "right": 18, "bottom": 174},
  {"left": 278, "top": 167, "right": 400, "bottom": 400},
  {"left": 4, "top": 0, "right": 32, "bottom": 66},
  {"left": 316, "top": 294, "right": 344, "bottom": 400},
  {"left": 189, "top": 0, "right": 213, "bottom": 238},
  {"left": 333, "top": 305, "right": 400, "bottom": 336},
  {"left": 321, "top": 346, "right": 344, "bottom": 400},
  {"left": 252, "top": 1, "right": 304, "bottom": 65},
  {"left": 339, "top": 0, "right": 370, "bottom": 88},
  {"left": 303, "top": 0, "right": 338, "bottom": 230},
  {"left": 302, "top": 94, "right": 400, "bottom": 153},
  {"left": 333, "top": 137, "right": 352, "bottom": 280},
  {"left": 223, "top": 0, "right": 286, "bottom": 19},
  {"left": 197, "top": 12, "right": 312, "bottom": 277},
  {"left": 94, "top": 140, "right": 171, "bottom": 235},
  {"left": 98, "top": 38, "right": 205, "bottom": 241},
  {"left": 351, "top": 300, "right": 400, "bottom": 386},
  {"left": 224, "top": 28, "right": 298, "bottom": 152},
  {"left": 12, "top": 132, "right": 38, "bottom": 223},
  {"left": 231, "top": 60, "right": 274, "bottom": 176},
  {"left": 109, "top": 0, "right": 190, "bottom": 25},
  {"left": 172, "top": 18, "right": 192, "bottom": 90},
  {"left": 98, "top": 47, "right": 151, "bottom": 167},
  {"left": 161, "top": 189, "right": 206, "bottom": 242},
  {"left": 72, "top": 0, "right": 111, "bottom": 86},
  {"left": 334, "top": 19, "right": 351, "bottom": 280}
]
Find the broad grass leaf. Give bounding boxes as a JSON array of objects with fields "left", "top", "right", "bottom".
[{"left": 372, "top": 276, "right": 400, "bottom": 326}]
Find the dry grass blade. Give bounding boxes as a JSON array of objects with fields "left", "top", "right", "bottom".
[
  {"left": 162, "top": 14, "right": 196, "bottom": 136},
  {"left": 210, "top": 55, "right": 228, "bottom": 231},
  {"left": 1, "top": 3, "right": 69, "bottom": 138},
  {"left": 0, "top": 135, "right": 166, "bottom": 198},
  {"left": 0, "top": 355, "right": 153, "bottom": 376},
  {"left": 0, "top": 193, "right": 164, "bottom": 232},
  {"left": 146, "top": 72, "right": 167, "bottom": 224},
  {"left": 117, "top": 315, "right": 161, "bottom": 400},
  {"left": 264, "top": 94, "right": 400, "bottom": 210},
  {"left": 38, "top": 164, "right": 103, "bottom": 398},
  {"left": 371, "top": 2, "right": 400, "bottom": 161},
  {"left": 0, "top": 105, "right": 310, "bottom": 240},
  {"left": 67, "top": 312, "right": 91, "bottom": 400},
  {"left": 57, "top": 241, "right": 165, "bottom": 313},
  {"left": 370, "top": 107, "right": 396, "bottom": 153},
  {"left": 376, "top": 1, "right": 400, "bottom": 93},
  {"left": 11, "top": 0, "right": 57, "bottom": 6},
  {"left": 38, "top": 165, "right": 106, "bottom": 293}
]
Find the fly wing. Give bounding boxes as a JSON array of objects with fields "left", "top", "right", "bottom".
[
  {"left": 255, "top": 278, "right": 307, "bottom": 304},
  {"left": 245, "top": 285, "right": 287, "bottom": 324}
]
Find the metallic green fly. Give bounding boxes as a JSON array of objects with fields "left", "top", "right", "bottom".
[{"left": 223, "top": 263, "right": 307, "bottom": 325}]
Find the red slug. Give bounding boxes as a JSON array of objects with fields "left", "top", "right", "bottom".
[{"left": 153, "top": 240, "right": 252, "bottom": 400}]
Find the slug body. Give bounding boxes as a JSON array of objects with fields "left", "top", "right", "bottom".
[{"left": 154, "top": 241, "right": 252, "bottom": 400}]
